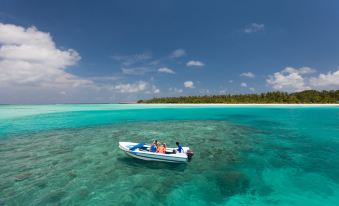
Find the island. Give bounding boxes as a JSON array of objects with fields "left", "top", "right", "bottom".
[{"left": 138, "top": 90, "right": 339, "bottom": 104}]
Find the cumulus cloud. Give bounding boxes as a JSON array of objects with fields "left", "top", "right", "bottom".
[
  {"left": 266, "top": 66, "right": 339, "bottom": 92},
  {"left": 309, "top": 70, "right": 339, "bottom": 89},
  {"left": 244, "top": 23, "right": 265, "bottom": 33},
  {"left": 249, "top": 87, "right": 255, "bottom": 92},
  {"left": 170, "top": 49, "right": 186, "bottom": 58},
  {"left": 0, "top": 23, "right": 95, "bottom": 90},
  {"left": 184, "top": 81, "right": 194, "bottom": 88},
  {"left": 158, "top": 67, "right": 175, "bottom": 74},
  {"left": 0, "top": 23, "right": 163, "bottom": 103},
  {"left": 266, "top": 67, "right": 314, "bottom": 92},
  {"left": 186, "top": 60, "right": 204, "bottom": 67},
  {"left": 241, "top": 82, "right": 247, "bottom": 87},
  {"left": 240, "top": 72, "right": 255, "bottom": 78}
]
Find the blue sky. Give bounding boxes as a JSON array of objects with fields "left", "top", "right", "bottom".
[{"left": 0, "top": 0, "right": 339, "bottom": 103}]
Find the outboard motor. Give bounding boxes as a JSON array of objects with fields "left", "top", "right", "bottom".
[{"left": 187, "top": 150, "right": 194, "bottom": 161}]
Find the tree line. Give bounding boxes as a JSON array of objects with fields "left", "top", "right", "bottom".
[{"left": 138, "top": 90, "right": 339, "bottom": 104}]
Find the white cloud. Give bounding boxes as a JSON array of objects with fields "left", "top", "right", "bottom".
[
  {"left": 153, "top": 88, "right": 160, "bottom": 94},
  {"left": 309, "top": 70, "right": 339, "bottom": 89},
  {"left": 267, "top": 66, "right": 339, "bottom": 92},
  {"left": 60, "top": 91, "right": 67, "bottom": 95},
  {"left": 241, "top": 82, "right": 247, "bottom": 87},
  {"left": 0, "top": 23, "right": 94, "bottom": 90},
  {"left": 240, "top": 72, "right": 255, "bottom": 78},
  {"left": 114, "top": 81, "right": 148, "bottom": 93},
  {"left": 186, "top": 60, "right": 204, "bottom": 67},
  {"left": 266, "top": 67, "right": 314, "bottom": 92},
  {"left": 0, "top": 23, "right": 163, "bottom": 103},
  {"left": 282, "top": 67, "right": 316, "bottom": 75},
  {"left": 249, "top": 87, "right": 255, "bottom": 92},
  {"left": 244, "top": 23, "right": 265, "bottom": 33},
  {"left": 228, "top": 80, "right": 233, "bottom": 83},
  {"left": 158, "top": 67, "right": 175, "bottom": 74},
  {"left": 184, "top": 81, "right": 194, "bottom": 88},
  {"left": 152, "top": 85, "right": 160, "bottom": 94},
  {"left": 113, "top": 81, "right": 160, "bottom": 94},
  {"left": 121, "top": 67, "right": 153, "bottom": 75},
  {"left": 170, "top": 49, "right": 186, "bottom": 58}
]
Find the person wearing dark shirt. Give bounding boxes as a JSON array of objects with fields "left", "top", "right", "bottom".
[
  {"left": 149, "top": 140, "right": 158, "bottom": 152},
  {"left": 176, "top": 142, "right": 183, "bottom": 153}
]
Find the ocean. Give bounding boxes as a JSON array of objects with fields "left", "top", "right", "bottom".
[{"left": 0, "top": 104, "right": 338, "bottom": 206}]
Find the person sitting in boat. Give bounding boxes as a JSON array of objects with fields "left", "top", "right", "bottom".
[
  {"left": 176, "top": 142, "right": 183, "bottom": 153},
  {"left": 149, "top": 140, "right": 158, "bottom": 153},
  {"left": 156, "top": 143, "right": 166, "bottom": 154}
]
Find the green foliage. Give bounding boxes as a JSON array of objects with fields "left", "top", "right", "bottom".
[{"left": 138, "top": 90, "right": 339, "bottom": 104}]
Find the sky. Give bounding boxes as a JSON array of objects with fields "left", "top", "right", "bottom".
[{"left": 0, "top": 0, "right": 339, "bottom": 104}]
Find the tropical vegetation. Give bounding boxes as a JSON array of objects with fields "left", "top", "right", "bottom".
[{"left": 138, "top": 90, "right": 339, "bottom": 104}]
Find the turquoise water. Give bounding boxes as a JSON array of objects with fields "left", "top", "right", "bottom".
[{"left": 0, "top": 104, "right": 338, "bottom": 206}]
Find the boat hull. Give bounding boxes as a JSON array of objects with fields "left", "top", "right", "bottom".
[{"left": 119, "top": 142, "right": 189, "bottom": 163}]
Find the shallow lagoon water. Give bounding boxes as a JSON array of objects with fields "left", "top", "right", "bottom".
[{"left": 0, "top": 104, "right": 338, "bottom": 205}]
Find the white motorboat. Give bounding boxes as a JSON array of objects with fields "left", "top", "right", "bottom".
[{"left": 119, "top": 142, "right": 194, "bottom": 163}]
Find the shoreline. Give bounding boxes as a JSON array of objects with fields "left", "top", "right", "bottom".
[
  {"left": 135, "top": 103, "right": 339, "bottom": 107},
  {"left": 139, "top": 103, "right": 339, "bottom": 105},
  {"left": 0, "top": 103, "right": 338, "bottom": 107}
]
